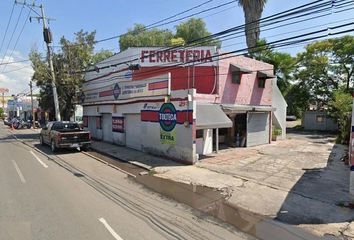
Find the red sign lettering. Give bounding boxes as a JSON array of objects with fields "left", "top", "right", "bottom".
[{"left": 140, "top": 49, "right": 213, "bottom": 63}]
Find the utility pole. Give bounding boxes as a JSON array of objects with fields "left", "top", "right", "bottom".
[
  {"left": 16, "top": 1, "right": 61, "bottom": 121},
  {"left": 29, "top": 81, "right": 35, "bottom": 128}
]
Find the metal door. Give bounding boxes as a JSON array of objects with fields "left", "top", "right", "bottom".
[
  {"left": 125, "top": 114, "right": 142, "bottom": 150},
  {"left": 246, "top": 112, "right": 269, "bottom": 147},
  {"left": 102, "top": 113, "right": 113, "bottom": 143}
]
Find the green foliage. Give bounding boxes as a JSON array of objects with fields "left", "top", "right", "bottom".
[
  {"left": 170, "top": 37, "right": 185, "bottom": 46},
  {"left": 272, "top": 127, "right": 282, "bottom": 136},
  {"left": 119, "top": 24, "right": 174, "bottom": 51},
  {"left": 175, "top": 18, "right": 221, "bottom": 48},
  {"left": 285, "top": 82, "right": 310, "bottom": 118},
  {"left": 251, "top": 39, "right": 296, "bottom": 94},
  {"left": 30, "top": 30, "right": 113, "bottom": 120},
  {"left": 328, "top": 89, "right": 352, "bottom": 144},
  {"left": 0, "top": 108, "right": 4, "bottom": 119},
  {"left": 294, "top": 36, "right": 354, "bottom": 109},
  {"left": 119, "top": 18, "right": 221, "bottom": 50},
  {"left": 329, "top": 36, "right": 354, "bottom": 90}
]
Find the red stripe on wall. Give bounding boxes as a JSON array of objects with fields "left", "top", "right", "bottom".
[
  {"left": 148, "top": 80, "right": 168, "bottom": 90},
  {"left": 99, "top": 90, "right": 113, "bottom": 97},
  {"left": 176, "top": 111, "right": 193, "bottom": 124},
  {"left": 141, "top": 111, "right": 159, "bottom": 122}
]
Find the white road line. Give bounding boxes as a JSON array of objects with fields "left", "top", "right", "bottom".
[
  {"left": 98, "top": 218, "right": 124, "bottom": 240},
  {"left": 12, "top": 160, "right": 26, "bottom": 184},
  {"left": 30, "top": 151, "right": 48, "bottom": 168}
]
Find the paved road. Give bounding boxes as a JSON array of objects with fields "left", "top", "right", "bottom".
[{"left": 0, "top": 125, "right": 252, "bottom": 240}]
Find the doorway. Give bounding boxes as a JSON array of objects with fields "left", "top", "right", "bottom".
[{"left": 234, "top": 114, "right": 246, "bottom": 147}]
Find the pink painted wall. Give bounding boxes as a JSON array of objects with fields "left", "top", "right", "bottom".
[{"left": 213, "top": 55, "right": 273, "bottom": 106}]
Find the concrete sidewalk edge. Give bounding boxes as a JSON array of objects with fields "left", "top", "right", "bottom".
[{"left": 89, "top": 143, "right": 152, "bottom": 170}]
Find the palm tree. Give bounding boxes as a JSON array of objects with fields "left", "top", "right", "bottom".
[{"left": 238, "top": 0, "right": 267, "bottom": 52}]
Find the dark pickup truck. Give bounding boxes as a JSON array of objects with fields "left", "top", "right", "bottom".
[{"left": 39, "top": 121, "right": 91, "bottom": 152}]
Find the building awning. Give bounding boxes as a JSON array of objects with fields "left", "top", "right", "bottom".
[
  {"left": 221, "top": 104, "right": 275, "bottom": 113},
  {"left": 230, "top": 64, "right": 252, "bottom": 74},
  {"left": 196, "top": 104, "right": 232, "bottom": 129},
  {"left": 257, "top": 70, "right": 275, "bottom": 79}
]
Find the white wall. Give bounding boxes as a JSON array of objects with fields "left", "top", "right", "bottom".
[
  {"left": 83, "top": 89, "right": 197, "bottom": 164},
  {"left": 272, "top": 78, "right": 287, "bottom": 139}
]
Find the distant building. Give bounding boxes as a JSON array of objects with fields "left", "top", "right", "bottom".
[
  {"left": 7, "top": 96, "right": 39, "bottom": 120},
  {"left": 81, "top": 47, "right": 287, "bottom": 164},
  {"left": 302, "top": 111, "right": 338, "bottom": 131}
]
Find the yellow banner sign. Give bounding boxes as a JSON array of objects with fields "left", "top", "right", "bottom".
[{"left": 160, "top": 129, "right": 176, "bottom": 145}]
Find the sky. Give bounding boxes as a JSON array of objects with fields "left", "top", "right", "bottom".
[{"left": 0, "top": 0, "right": 353, "bottom": 95}]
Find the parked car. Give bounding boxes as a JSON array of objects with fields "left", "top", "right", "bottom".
[
  {"left": 39, "top": 121, "right": 91, "bottom": 152},
  {"left": 286, "top": 115, "right": 297, "bottom": 121}
]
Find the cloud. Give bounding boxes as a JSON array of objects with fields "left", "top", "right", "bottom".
[{"left": 0, "top": 51, "right": 34, "bottom": 96}]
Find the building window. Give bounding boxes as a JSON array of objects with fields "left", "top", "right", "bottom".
[
  {"left": 232, "top": 72, "right": 241, "bottom": 84},
  {"left": 258, "top": 78, "right": 266, "bottom": 88},
  {"left": 316, "top": 115, "right": 325, "bottom": 123},
  {"left": 196, "top": 129, "right": 204, "bottom": 138},
  {"left": 83, "top": 116, "right": 88, "bottom": 127}
]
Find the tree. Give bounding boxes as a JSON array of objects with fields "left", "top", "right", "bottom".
[
  {"left": 329, "top": 36, "right": 354, "bottom": 90},
  {"left": 294, "top": 37, "right": 353, "bottom": 109},
  {"left": 119, "top": 18, "right": 221, "bottom": 50},
  {"left": 328, "top": 89, "right": 352, "bottom": 144},
  {"left": 285, "top": 82, "right": 311, "bottom": 118},
  {"left": 251, "top": 39, "right": 296, "bottom": 94},
  {"left": 30, "top": 30, "right": 113, "bottom": 120},
  {"left": 119, "top": 24, "right": 174, "bottom": 51},
  {"left": 175, "top": 18, "right": 221, "bottom": 48},
  {"left": 238, "top": 0, "right": 267, "bottom": 51},
  {"left": 0, "top": 108, "right": 4, "bottom": 119}
]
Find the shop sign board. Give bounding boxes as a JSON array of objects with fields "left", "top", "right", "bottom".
[
  {"left": 159, "top": 103, "right": 177, "bottom": 145},
  {"left": 112, "top": 117, "right": 124, "bottom": 133},
  {"left": 160, "top": 129, "right": 176, "bottom": 145},
  {"left": 137, "top": 46, "right": 217, "bottom": 67},
  {"left": 82, "top": 74, "right": 170, "bottom": 104}
]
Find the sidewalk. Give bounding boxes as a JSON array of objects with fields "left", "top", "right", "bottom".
[
  {"left": 92, "top": 132, "right": 354, "bottom": 238},
  {"left": 153, "top": 133, "right": 354, "bottom": 238},
  {"left": 90, "top": 140, "right": 182, "bottom": 170}
]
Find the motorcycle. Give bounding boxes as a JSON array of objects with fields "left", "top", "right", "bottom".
[{"left": 13, "top": 119, "right": 32, "bottom": 129}]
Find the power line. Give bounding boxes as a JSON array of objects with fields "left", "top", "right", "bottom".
[
  {"left": 1, "top": 7, "right": 32, "bottom": 73},
  {"left": 222, "top": 16, "right": 354, "bottom": 49},
  {"left": 81, "top": 22, "right": 354, "bottom": 91},
  {"left": 0, "top": 2, "right": 16, "bottom": 57},
  {"left": 96, "top": 0, "right": 238, "bottom": 44},
  {"left": 53, "top": 0, "right": 216, "bottom": 49},
  {"left": 83, "top": 0, "right": 351, "bottom": 73},
  {"left": 1, "top": 65, "right": 32, "bottom": 74},
  {"left": 0, "top": 4, "right": 25, "bottom": 67}
]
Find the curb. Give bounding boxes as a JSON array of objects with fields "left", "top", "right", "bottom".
[{"left": 90, "top": 145, "right": 152, "bottom": 171}]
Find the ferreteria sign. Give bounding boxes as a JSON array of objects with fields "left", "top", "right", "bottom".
[{"left": 137, "top": 46, "right": 217, "bottom": 66}]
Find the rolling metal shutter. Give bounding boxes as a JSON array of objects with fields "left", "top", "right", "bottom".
[
  {"left": 125, "top": 114, "right": 142, "bottom": 151},
  {"left": 102, "top": 113, "right": 113, "bottom": 143},
  {"left": 247, "top": 112, "right": 269, "bottom": 147}
]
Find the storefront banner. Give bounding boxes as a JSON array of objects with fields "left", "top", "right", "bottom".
[
  {"left": 82, "top": 74, "right": 170, "bottom": 104},
  {"left": 112, "top": 117, "right": 124, "bottom": 133}
]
